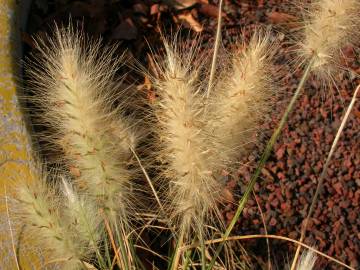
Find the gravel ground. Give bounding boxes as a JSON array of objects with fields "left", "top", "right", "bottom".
[{"left": 24, "top": 0, "right": 359, "bottom": 269}]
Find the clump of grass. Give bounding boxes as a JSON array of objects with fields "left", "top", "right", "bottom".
[{"left": 11, "top": 0, "right": 359, "bottom": 268}]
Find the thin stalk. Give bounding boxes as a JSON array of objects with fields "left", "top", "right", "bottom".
[
  {"left": 114, "top": 221, "right": 131, "bottom": 270},
  {"left": 206, "top": 0, "right": 223, "bottom": 99},
  {"left": 290, "top": 84, "right": 360, "bottom": 270},
  {"left": 130, "top": 146, "right": 164, "bottom": 213},
  {"left": 102, "top": 212, "right": 125, "bottom": 270},
  {"left": 182, "top": 248, "right": 193, "bottom": 270},
  {"left": 73, "top": 204, "right": 106, "bottom": 269},
  {"left": 169, "top": 229, "right": 185, "bottom": 270},
  {"left": 4, "top": 184, "right": 20, "bottom": 270},
  {"left": 103, "top": 237, "right": 113, "bottom": 268},
  {"left": 182, "top": 234, "right": 353, "bottom": 270},
  {"left": 206, "top": 57, "right": 315, "bottom": 270},
  {"left": 199, "top": 230, "right": 206, "bottom": 270},
  {"left": 182, "top": 237, "right": 199, "bottom": 269},
  {"left": 129, "top": 242, "right": 147, "bottom": 270}
]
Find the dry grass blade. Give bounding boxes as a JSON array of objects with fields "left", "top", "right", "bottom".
[
  {"left": 206, "top": 0, "right": 223, "bottom": 99},
  {"left": 4, "top": 184, "right": 20, "bottom": 270},
  {"left": 182, "top": 234, "right": 354, "bottom": 270}
]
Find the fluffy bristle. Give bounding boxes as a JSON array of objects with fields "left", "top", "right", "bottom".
[
  {"left": 299, "top": 0, "right": 360, "bottom": 78},
  {"left": 61, "top": 177, "right": 102, "bottom": 256},
  {"left": 27, "top": 25, "right": 138, "bottom": 222},
  {"left": 17, "top": 174, "right": 85, "bottom": 269},
  {"left": 296, "top": 249, "right": 317, "bottom": 270},
  {"left": 210, "top": 30, "right": 277, "bottom": 164},
  {"left": 151, "top": 39, "right": 222, "bottom": 236}
]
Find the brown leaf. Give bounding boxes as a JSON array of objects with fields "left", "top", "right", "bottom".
[
  {"left": 166, "top": 0, "right": 198, "bottom": 10},
  {"left": 177, "top": 12, "right": 203, "bottom": 32}
]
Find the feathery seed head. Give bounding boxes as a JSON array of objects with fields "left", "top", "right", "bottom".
[
  {"left": 296, "top": 249, "right": 317, "bottom": 270},
  {"left": 299, "top": 0, "right": 360, "bottom": 78},
  {"left": 210, "top": 29, "right": 278, "bottom": 164},
  {"left": 61, "top": 177, "right": 102, "bottom": 255},
  {"left": 150, "top": 37, "right": 223, "bottom": 236},
  {"left": 27, "top": 25, "right": 138, "bottom": 223},
  {"left": 17, "top": 173, "right": 85, "bottom": 269}
]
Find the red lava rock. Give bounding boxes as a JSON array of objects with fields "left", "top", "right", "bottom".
[
  {"left": 275, "top": 146, "right": 285, "bottom": 159},
  {"left": 327, "top": 199, "right": 335, "bottom": 208},
  {"left": 269, "top": 217, "right": 277, "bottom": 226},
  {"left": 333, "top": 182, "right": 343, "bottom": 195},
  {"left": 270, "top": 198, "right": 279, "bottom": 208}
]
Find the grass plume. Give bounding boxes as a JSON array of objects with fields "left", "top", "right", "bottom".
[
  {"left": 27, "top": 25, "right": 138, "bottom": 225},
  {"left": 61, "top": 177, "right": 104, "bottom": 266},
  {"left": 149, "top": 38, "right": 223, "bottom": 239},
  {"left": 296, "top": 249, "right": 317, "bottom": 270},
  {"left": 297, "top": 0, "right": 360, "bottom": 79},
  {"left": 17, "top": 172, "right": 86, "bottom": 269},
  {"left": 210, "top": 29, "right": 278, "bottom": 164}
]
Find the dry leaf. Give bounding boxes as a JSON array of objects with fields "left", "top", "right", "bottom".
[{"left": 177, "top": 12, "right": 203, "bottom": 32}]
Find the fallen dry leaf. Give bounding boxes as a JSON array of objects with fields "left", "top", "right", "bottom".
[
  {"left": 166, "top": 0, "right": 198, "bottom": 10},
  {"left": 177, "top": 12, "right": 203, "bottom": 32}
]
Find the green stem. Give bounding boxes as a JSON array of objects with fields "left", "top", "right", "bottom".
[
  {"left": 182, "top": 248, "right": 193, "bottom": 270},
  {"left": 206, "top": 58, "right": 315, "bottom": 270},
  {"left": 103, "top": 236, "right": 112, "bottom": 267},
  {"left": 182, "top": 236, "right": 199, "bottom": 269},
  {"left": 169, "top": 229, "right": 185, "bottom": 270},
  {"left": 206, "top": 0, "right": 223, "bottom": 99},
  {"left": 200, "top": 231, "right": 206, "bottom": 270},
  {"left": 114, "top": 221, "right": 130, "bottom": 270}
]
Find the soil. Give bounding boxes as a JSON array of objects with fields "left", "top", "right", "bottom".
[{"left": 23, "top": 0, "right": 359, "bottom": 269}]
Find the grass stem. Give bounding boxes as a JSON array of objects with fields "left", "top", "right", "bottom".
[
  {"left": 206, "top": 0, "right": 223, "bottom": 99},
  {"left": 4, "top": 184, "right": 20, "bottom": 270},
  {"left": 169, "top": 229, "right": 185, "bottom": 270},
  {"left": 199, "top": 230, "right": 206, "bottom": 270}
]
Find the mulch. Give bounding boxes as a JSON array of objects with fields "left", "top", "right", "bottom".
[{"left": 23, "top": 0, "right": 360, "bottom": 269}]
